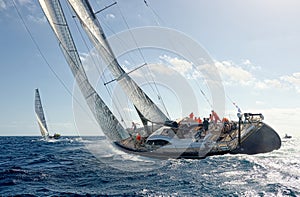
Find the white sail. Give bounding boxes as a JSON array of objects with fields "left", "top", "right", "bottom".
[
  {"left": 38, "top": 0, "right": 129, "bottom": 141},
  {"left": 67, "top": 0, "right": 169, "bottom": 124},
  {"left": 35, "top": 89, "right": 49, "bottom": 138}
]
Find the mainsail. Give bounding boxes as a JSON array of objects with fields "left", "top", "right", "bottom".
[
  {"left": 38, "top": 0, "right": 129, "bottom": 141},
  {"left": 35, "top": 89, "right": 49, "bottom": 138},
  {"left": 67, "top": 0, "right": 169, "bottom": 124}
]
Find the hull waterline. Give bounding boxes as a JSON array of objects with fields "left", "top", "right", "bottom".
[
  {"left": 230, "top": 123, "right": 281, "bottom": 155},
  {"left": 114, "top": 123, "right": 281, "bottom": 160}
]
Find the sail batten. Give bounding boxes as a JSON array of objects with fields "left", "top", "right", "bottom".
[
  {"left": 38, "top": 0, "right": 129, "bottom": 141},
  {"left": 67, "top": 0, "right": 169, "bottom": 124}
]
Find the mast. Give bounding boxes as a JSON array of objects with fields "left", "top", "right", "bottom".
[
  {"left": 66, "top": 0, "right": 169, "bottom": 124},
  {"left": 35, "top": 89, "right": 49, "bottom": 138},
  {"left": 38, "top": 0, "right": 129, "bottom": 141}
]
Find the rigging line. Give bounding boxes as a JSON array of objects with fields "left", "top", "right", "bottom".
[
  {"left": 105, "top": 76, "right": 131, "bottom": 128},
  {"left": 186, "top": 67, "right": 213, "bottom": 109},
  {"left": 226, "top": 94, "right": 242, "bottom": 113},
  {"left": 194, "top": 70, "right": 214, "bottom": 109},
  {"left": 141, "top": 1, "right": 176, "bottom": 118},
  {"left": 100, "top": 3, "right": 168, "bottom": 122},
  {"left": 104, "top": 63, "right": 147, "bottom": 85},
  {"left": 152, "top": 77, "right": 171, "bottom": 119},
  {"left": 116, "top": 3, "right": 147, "bottom": 64},
  {"left": 67, "top": 1, "right": 127, "bottom": 127},
  {"left": 87, "top": 3, "right": 144, "bottom": 124},
  {"left": 143, "top": 0, "right": 164, "bottom": 26},
  {"left": 93, "top": 3, "right": 152, "bottom": 86},
  {"left": 66, "top": 2, "right": 102, "bottom": 77},
  {"left": 164, "top": 20, "right": 221, "bottom": 112},
  {"left": 97, "top": 3, "right": 156, "bottom": 90},
  {"left": 90, "top": 2, "right": 142, "bottom": 69},
  {"left": 95, "top": 38, "right": 131, "bottom": 127},
  {"left": 143, "top": 0, "right": 179, "bottom": 53},
  {"left": 144, "top": 0, "right": 210, "bottom": 108},
  {"left": 142, "top": 67, "right": 161, "bottom": 98},
  {"left": 117, "top": 3, "right": 171, "bottom": 118},
  {"left": 94, "top": 2, "right": 117, "bottom": 15},
  {"left": 142, "top": 65, "right": 171, "bottom": 119},
  {"left": 90, "top": 14, "right": 132, "bottom": 127},
  {"left": 143, "top": 1, "right": 185, "bottom": 109},
  {"left": 171, "top": 33, "right": 215, "bottom": 110},
  {"left": 199, "top": 87, "right": 213, "bottom": 109},
  {"left": 97, "top": 62, "right": 130, "bottom": 127},
  {"left": 123, "top": 63, "right": 166, "bottom": 115},
  {"left": 143, "top": 63, "right": 171, "bottom": 119},
  {"left": 12, "top": 0, "right": 96, "bottom": 126},
  {"left": 100, "top": 2, "right": 169, "bottom": 122},
  {"left": 144, "top": 1, "right": 215, "bottom": 115},
  {"left": 98, "top": 18, "right": 138, "bottom": 67},
  {"left": 67, "top": 1, "right": 129, "bottom": 128}
]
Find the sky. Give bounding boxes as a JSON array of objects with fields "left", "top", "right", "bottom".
[{"left": 0, "top": 0, "right": 299, "bottom": 136}]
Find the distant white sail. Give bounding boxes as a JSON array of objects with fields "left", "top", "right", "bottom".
[
  {"left": 67, "top": 0, "right": 169, "bottom": 124},
  {"left": 38, "top": 0, "right": 129, "bottom": 141},
  {"left": 35, "top": 89, "right": 49, "bottom": 138}
]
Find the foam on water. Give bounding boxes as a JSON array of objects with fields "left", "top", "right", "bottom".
[
  {"left": 0, "top": 136, "right": 299, "bottom": 196},
  {"left": 83, "top": 137, "right": 164, "bottom": 172}
]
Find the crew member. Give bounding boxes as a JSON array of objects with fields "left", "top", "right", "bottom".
[
  {"left": 189, "top": 112, "right": 194, "bottom": 119},
  {"left": 211, "top": 110, "right": 221, "bottom": 123}
]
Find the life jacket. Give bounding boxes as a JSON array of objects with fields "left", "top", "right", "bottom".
[
  {"left": 197, "top": 118, "right": 202, "bottom": 123},
  {"left": 189, "top": 112, "right": 194, "bottom": 119},
  {"left": 136, "top": 133, "right": 141, "bottom": 141},
  {"left": 222, "top": 117, "right": 229, "bottom": 122}
]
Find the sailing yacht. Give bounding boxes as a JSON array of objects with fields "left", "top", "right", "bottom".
[
  {"left": 38, "top": 0, "right": 281, "bottom": 159},
  {"left": 35, "top": 89, "right": 61, "bottom": 140}
]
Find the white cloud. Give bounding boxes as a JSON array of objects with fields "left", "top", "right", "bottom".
[
  {"left": 214, "top": 59, "right": 300, "bottom": 94},
  {"left": 0, "top": 0, "right": 7, "bottom": 10},
  {"left": 139, "top": 55, "right": 300, "bottom": 96},
  {"left": 264, "top": 79, "right": 284, "bottom": 89},
  {"left": 254, "top": 81, "right": 268, "bottom": 89},
  {"left": 17, "top": 0, "right": 36, "bottom": 12},
  {"left": 106, "top": 13, "right": 115, "bottom": 19},
  {"left": 215, "top": 60, "right": 254, "bottom": 85},
  {"left": 0, "top": 0, "right": 34, "bottom": 11},
  {"left": 242, "top": 59, "right": 261, "bottom": 70},
  {"left": 280, "top": 72, "right": 300, "bottom": 93},
  {"left": 0, "top": 0, "right": 41, "bottom": 24},
  {"left": 255, "top": 101, "right": 265, "bottom": 105},
  {"left": 243, "top": 59, "right": 251, "bottom": 65},
  {"left": 17, "top": 0, "right": 31, "bottom": 5},
  {"left": 5, "top": 0, "right": 35, "bottom": 10},
  {"left": 160, "top": 55, "right": 193, "bottom": 76},
  {"left": 27, "top": 14, "right": 45, "bottom": 24}
]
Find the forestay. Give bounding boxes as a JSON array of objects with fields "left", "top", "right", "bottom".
[{"left": 67, "top": 0, "right": 169, "bottom": 124}]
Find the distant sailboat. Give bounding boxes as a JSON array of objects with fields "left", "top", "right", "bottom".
[
  {"left": 38, "top": 0, "right": 281, "bottom": 159},
  {"left": 34, "top": 89, "right": 61, "bottom": 140},
  {"left": 283, "top": 134, "right": 292, "bottom": 139}
]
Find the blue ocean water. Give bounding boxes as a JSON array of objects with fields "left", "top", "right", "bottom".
[{"left": 0, "top": 136, "right": 299, "bottom": 196}]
